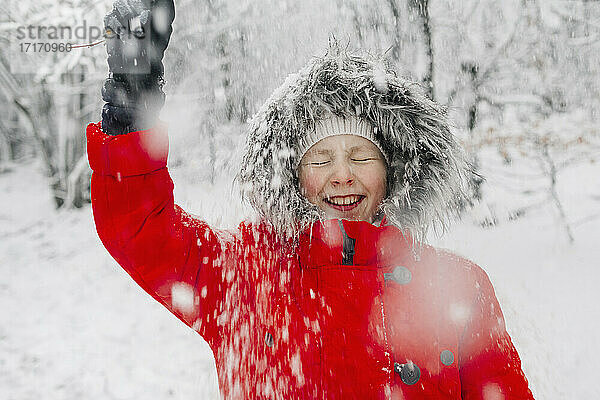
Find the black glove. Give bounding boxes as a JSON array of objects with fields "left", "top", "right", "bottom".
[{"left": 101, "top": 0, "right": 175, "bottom": 135}]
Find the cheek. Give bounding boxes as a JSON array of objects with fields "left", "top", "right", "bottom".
[
  {"left": 299, "top": 169, "right": 325, "bottom": 201},
  {"left": 364, "top": 166, "right": 387, "bottom": 200}
]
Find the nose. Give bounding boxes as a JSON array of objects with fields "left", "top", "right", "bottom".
[{"left": 330, "top": 160, "right": 354, "bottom": 186}]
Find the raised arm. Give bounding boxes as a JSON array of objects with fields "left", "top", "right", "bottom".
[{"left": 87, "top": 0, "right": 227, "bottom": 346}]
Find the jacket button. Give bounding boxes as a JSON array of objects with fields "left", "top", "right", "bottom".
[
  {"left": 394, "top": 362, "right": 421, "bottom": 385},
  {"left": 440, "top": 350, "right": 454, "bottom": 366},
  {"left": 265, "top": 332, "right": 274, "bottom": 347},
  {"left": 384, "top": 266, "right": 412, "bottom": 284}
]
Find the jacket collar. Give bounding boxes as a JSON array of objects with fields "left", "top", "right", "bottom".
[{"left": 297, "top": 219, "right": 413, "bottom": 269}]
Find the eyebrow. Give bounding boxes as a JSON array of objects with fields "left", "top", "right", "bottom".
[
  {"left": 307, "top": 149, "right": 334, "bottom": 156},
  {"left": 348, "top": 145, "right": 372, "bottom": 152},
  {"left": 305, "top": 145, "right": 378, "bottom": 157}
]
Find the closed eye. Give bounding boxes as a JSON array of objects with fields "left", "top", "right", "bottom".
[
  {"left": 352, "top": 158, "right": 376, "bottom": 162},
  {"left": 310, "top": 161, "right": 331, "bottom": 166}
]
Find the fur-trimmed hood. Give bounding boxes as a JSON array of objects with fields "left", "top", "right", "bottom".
[{"left": 238, "top": 43, "right": 472, "bottom": 242}]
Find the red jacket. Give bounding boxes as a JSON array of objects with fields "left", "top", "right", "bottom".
[{"left": 87, "top": 122, "right": 534, "bottom": 399}]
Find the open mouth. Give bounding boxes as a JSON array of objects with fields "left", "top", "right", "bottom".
[{"left": 324, "top": 195, "right": 365, "bottom": 212}]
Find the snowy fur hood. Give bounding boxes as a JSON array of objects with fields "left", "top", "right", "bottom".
[{"left": 238, "top": 43, "right": 472, "bottom": 242}]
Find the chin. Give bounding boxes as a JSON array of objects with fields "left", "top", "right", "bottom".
[{"left": 326, "top": 209, "right": 371, "bottom": 222}]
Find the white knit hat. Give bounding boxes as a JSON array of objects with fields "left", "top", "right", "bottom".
[{"left": 296, "top": 114, "right": 389, "bottom": 167}]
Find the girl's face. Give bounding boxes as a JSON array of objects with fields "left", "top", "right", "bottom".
[{"left": 298, "top": 135, "right": 387, "bottom": 223}]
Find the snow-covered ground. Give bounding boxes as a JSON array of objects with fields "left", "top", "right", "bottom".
[{"left": 1, "top": 150, "right": 599, "bottom": 399}]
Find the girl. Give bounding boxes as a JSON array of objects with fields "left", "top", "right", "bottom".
[{"left": 90, "top": 1, "right": 533, "bottom": 398}]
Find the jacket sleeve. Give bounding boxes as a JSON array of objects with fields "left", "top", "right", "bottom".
[
  {"left": 86, "top": 121, "right": 230, "bottom": 347},
  {"left": 459, "top": 267, "right": 534, "bottom": 399}
]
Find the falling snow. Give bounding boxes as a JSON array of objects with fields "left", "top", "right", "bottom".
[
  {"left": 171, "top": 282, "right": 196, "bottom": 314},
  {"left": 3, "top": 0, "right": 600, "bottom": 399}
]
